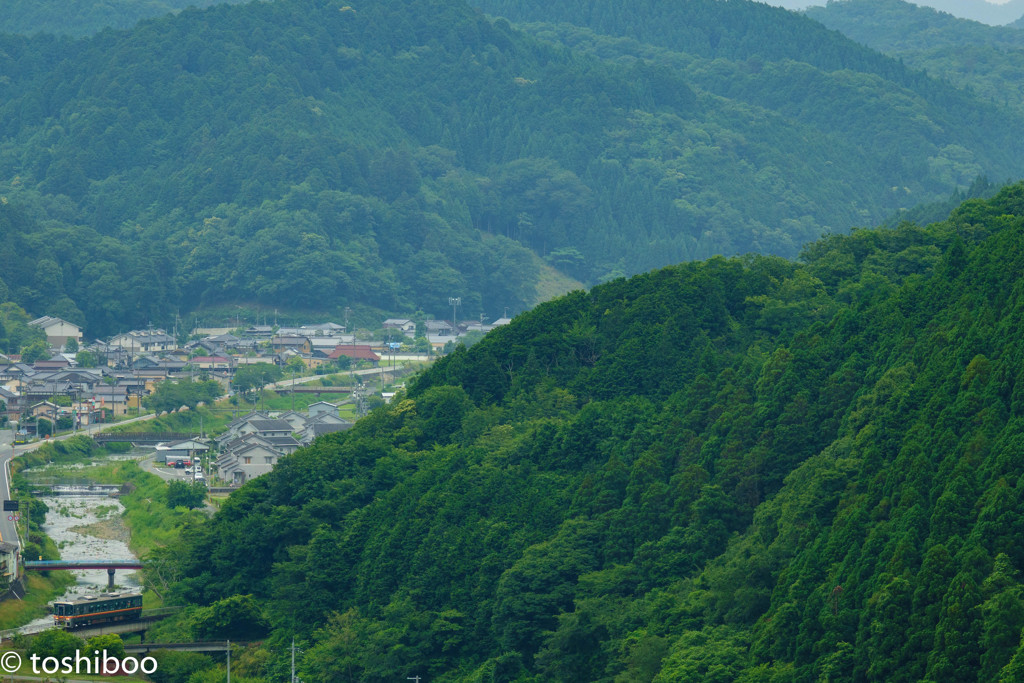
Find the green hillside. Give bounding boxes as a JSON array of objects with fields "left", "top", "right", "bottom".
[
  {"left": 151, "top": 183, "right": 1024, "bottom": 680},
  {"left": 2, "top": 0, "right": 1024, "bottom": 339},
  {"left": 806, "top": 0, "right": 1024, "bottom": 111},
  {"left": 0, "top": 0, "right": 247, "bottom": 37}
]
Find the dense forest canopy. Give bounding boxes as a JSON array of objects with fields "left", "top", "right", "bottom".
[
  {"left": 150, "top": 183, "right": 1024, "bottom": 680},
  {"left": 806, "top": 0, "right": 1024, "bottom": 111},
  {"left": 1, "top": 0, "right": 1024, "bottom": 337}
]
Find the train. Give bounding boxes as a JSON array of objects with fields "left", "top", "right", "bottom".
[{"left": 52, "top": 592, "right": 143, "bottom": 629}]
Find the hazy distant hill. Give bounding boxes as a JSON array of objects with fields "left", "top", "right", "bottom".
[
  {"left": 0, "top": 0, "right": 247, "bottom": 37},
  {"left": 906, "top": 0, "right": 1024, "bottom": 25},
  {"left": 2, "top": 0, "right": 1024, "bottom": 339},
  {"left": 806, "top": 0, "right": 1024, "bottom": 110},
  {"left": 807, "top": 0, "right": 1024, "bottom": 49},
  {"left": 774, "top": 0, "right": 1024, "bottom": 25}
]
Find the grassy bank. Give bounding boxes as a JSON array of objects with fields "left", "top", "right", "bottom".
[
  {"left": 105, "top": 404, "right": 231, "bottom": 436},
  {"left": 0, "top": 572, "right": 75, "bottom": 630}
]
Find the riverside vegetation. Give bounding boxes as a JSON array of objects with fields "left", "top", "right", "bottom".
[{"left": 133, "top": 184, "right": 1024, "bottom": 680}]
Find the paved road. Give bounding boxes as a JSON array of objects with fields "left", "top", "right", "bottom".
[
  {"left": 0, "top": 427, "right": 15, "bottom": 547},
  {"left": 139, "top": 452, "right": 205, "bottom": 483}
]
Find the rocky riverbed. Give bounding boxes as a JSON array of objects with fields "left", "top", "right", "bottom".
[{"left": 22, "top": 495, "right": 141, "bottom": 632}]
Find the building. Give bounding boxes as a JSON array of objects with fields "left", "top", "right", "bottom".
[
  {"left": 327, "top": 345, "right": 380, "bottom": 365},
  {"left": 188, "top": 356, "right": 235, "bottom": 371},
  {"left": 382, "top": 318, "right": 417, "bottom": 336},
  {"left": 88, "top": 385, "right": 132, "bottom": 417},
  {"left": 109, "top": 330, "right": 176, "bottom": 354},
  {"left": 214, "top": 406, "right": 351, "bottom": 483},
  {"left": 156, "top": 439, "right": 210, "bottom": 465},
  {"left": 0, "top": 541, "right": 18, "bottom": 583},
  {"left": 28, "top": 317, "right": 82, "bottom": 349},
  {"left": 424, "top": 320, "right": 455, "bottom": 336},
  {"left": 271, "top": 336, "right": 312, "bottom": 354}
]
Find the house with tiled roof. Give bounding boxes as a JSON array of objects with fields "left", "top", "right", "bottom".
[
  {"left": 271, "top": 336, "right": 311, "bottom": 354},
  {"left": 28, "top": 316, "right": 82, "bottom": 349},
  {"left": 383, "top": 318, "right": 416, "bottom": 336},
  {"left": 327, "top": 345, "right": 380, "bottom": 365}
]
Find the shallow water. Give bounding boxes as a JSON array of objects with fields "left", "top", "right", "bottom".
[{"left": 22, "top": 495, "right": 141, "bottom": 632}]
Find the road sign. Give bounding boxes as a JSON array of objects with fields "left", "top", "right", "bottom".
[{"left": 2, "top": 501, "right": 17, "bottom": 512}]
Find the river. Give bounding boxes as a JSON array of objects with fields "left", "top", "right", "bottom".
[{"left": 22, "top": 495, "right": 141, "bottom": 632}]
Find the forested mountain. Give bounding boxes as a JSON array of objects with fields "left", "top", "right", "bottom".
[
  {"left": 2, "top": 0, "right": 1024, "bottom": 338},
  {"left": 894, "top": 0, "right": 1024, "bottom": 26},
  {"left": 806, "top": 0, "right": 1024, "bottom": 111},
  {"left": 153, "top": 184, "right": 1024, "bottom": 680},
  {"left": 768, "top": 0, "right": 1024, "bottom": 25},
  {"left": 0, "top": 0, "right": 247, "bottom": 37}
]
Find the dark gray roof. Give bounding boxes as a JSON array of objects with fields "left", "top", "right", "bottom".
[
  {"left": 249, "top": 419, "right": 294, "bottom": 432},
  {"left": 312, "top": 423, "right": 350, "bottom": 436},
  {"left": 264, "top": 436, "right": 301, "bottom": 446}
]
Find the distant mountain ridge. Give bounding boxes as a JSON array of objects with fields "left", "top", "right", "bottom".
[
  {"left": 806, "top": 0, "right": 1024, "bottom": 111},
  {"left": 1, "top": 0, "right": 1024, "bottom": 338},
  {"left": 909, "top": 0, "right": 1024, "bottom": 24},
  {"left": 805, "top": 0, "right": 1024, "bottom": 50},
  {"left": 772, "top": 0, "right": 1024, "bottom": 26},
  {"left": 0, "top": 0, "right": 248, "bottom": 37}
]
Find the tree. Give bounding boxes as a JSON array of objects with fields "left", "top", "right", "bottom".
[
  {"left": 166, "top": 481, "right": 207, "bottom": 509},
  {"left": 85, "top": 633, "right": 126, "bottom": 659},
  {"left": 144, "top": 378, "right": 221, "bottom": 413},
  {"left": 191, "top": 595, "right": 271, "bottom": 641},
  {"left": 75, "top": 350, "right": 98, "bottom": 367},
  {"left": 149, "top": 651, "right": 216, "bottom": 683},
  {"left": 29, "top": 628, "right": 85, "bottom": 661},
  {"left": 232, "top": 363, "right": 283, "bottom": 400},
  {"left": 64, "top": 337, "right": 79, "bottom": 354},
  {"left": 459, "top": 330, "right": 486, "bottom": 348},
  {"left": 20, "top": 340, "right": 50, "bottom": 364},
  {"left": 285, "top": 355, "right": 306, "bottom": 373}
]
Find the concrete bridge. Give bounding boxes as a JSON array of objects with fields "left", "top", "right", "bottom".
[
  {"left": 29, "top": 484, "right": 124, "bottom": 496},
  {"left": 272, "top": 385, "right": 352, "bottom": 395},
  {"left": 1, "top": 611, "right": 176, "bottom": 640},
  {"left": 126, "top": 640, "right": 238, "bottom": 654},
  {"left": 24, "top": 559, "right": 144, "bottom": 590},
  {"left": 93, "top": 432, "right": 194, "bottom": 444}
]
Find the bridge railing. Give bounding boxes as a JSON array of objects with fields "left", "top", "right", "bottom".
[
  {"left": 93, "top": 432, "right": 194, "bottom": 443},
  {"left": 24, "top": 559, "right": 144, "bottom": 569}
]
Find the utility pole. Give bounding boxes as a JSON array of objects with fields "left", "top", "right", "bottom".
[
  {"left": 226, "top": 640, "right": 231, "bottom": 683},
  {"left": 448, "top": 297, "right": 461, "bottom": 341},
  {"left": 291, "top": 637, "right": 296, "bottom": 683}
]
